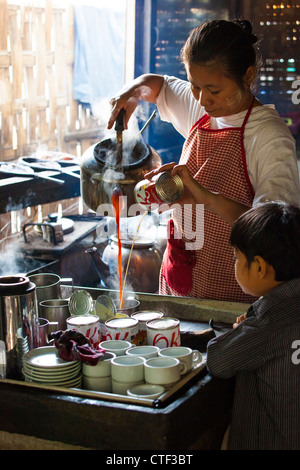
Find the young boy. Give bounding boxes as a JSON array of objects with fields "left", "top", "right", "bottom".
[{"left": 206, "top": 201, "right": 300, "bottom": 450}]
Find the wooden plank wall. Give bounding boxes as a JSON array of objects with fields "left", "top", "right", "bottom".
[
  {"left": 0, "top": 0, "right": 103, "bottom": 250},
  {"left": 1, "top": 0, "right": 73, "bottom": 159}
]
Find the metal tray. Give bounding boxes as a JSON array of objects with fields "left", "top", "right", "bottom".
[
  {"left": 3, "top": 354, "right": 207, "bottom": 409},
  {"left": 74, "top": 354, "right": 207, "bottom": 408}
]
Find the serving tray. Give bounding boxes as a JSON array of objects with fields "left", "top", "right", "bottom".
[{"left": 4, "top": 353, "right": 207, "bottom": 409}]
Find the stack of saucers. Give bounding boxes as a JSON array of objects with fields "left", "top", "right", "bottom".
[
  {"left": 22, "top": 346, "right": 82, "bottom": 388},
  {"left": 16, "top": 329, "right": 30, "bottom": 373}
]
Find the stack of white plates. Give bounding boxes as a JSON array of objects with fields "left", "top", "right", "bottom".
[
  {"left": 16, "top": 330, "right": 30, "bottom": 374},
  {"left": 22, "top": 346, "right": 82, "bottom": 388}
]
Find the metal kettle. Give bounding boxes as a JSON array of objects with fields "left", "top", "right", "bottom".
[
  {"left": 0, "top": 275, "right": 39, "bottom": 379},
  {"left": 80, "top": 110, "right": 162, "bottom": 214},
  {"left": 86, "top": 236, "right": 162, "bottom": 293}
]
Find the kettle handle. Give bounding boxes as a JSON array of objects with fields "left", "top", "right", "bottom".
[
  {"left": 115, "top": 108, "right": 125, "bottom": 132},
  {"left": 23, "top": 223, "right": 59, "bottom": 245}
]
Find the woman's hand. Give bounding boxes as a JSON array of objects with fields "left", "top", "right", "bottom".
[
  {"left": 144, "top": 162, "right": 177, "bottom": 180},
  {"left": 107, "top": 74, "right": 164, "bottom": 130},
  {"left": 145, "top": 162, "right": 251, "bottom": 224},
  {"left": 107, "top": 93, "right": 140, "bottom": 130},
  {"left": 145, "top": 163, "right": 206, "bottom": 207}
]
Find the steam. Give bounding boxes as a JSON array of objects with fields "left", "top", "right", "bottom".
[
  {"left": 0, "top": 241, "right": 32, "bottom": 276},
  {"left": 0, "top": 197, "right": 38, "bottom": 277}
]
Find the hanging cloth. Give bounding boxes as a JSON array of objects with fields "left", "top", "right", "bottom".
[{"left": 73, "top": 4, "right": 125, "bottom": 109}]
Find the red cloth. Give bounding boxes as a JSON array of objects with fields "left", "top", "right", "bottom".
[
  {"left": 162, "top": 219, "right": 196, "bottom": 295},
  {"left": 51, "top": 330, "right": 106, "bottom": 365}
]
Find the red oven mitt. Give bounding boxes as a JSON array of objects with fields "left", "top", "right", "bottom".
[{"left": 162, "top": 219, "right": 196, "bottom": 295}]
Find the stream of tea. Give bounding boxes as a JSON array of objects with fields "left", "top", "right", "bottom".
[
  {"left": 112, "top": 187, "right": 124, "bottom": 308},
  {"left": 112, "top": 187, "right": 148, "bottom": 310}
]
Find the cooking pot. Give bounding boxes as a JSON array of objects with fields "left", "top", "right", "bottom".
[
  {"left": 86, "top": 235, "right": 162, "bottom": 293},
  {"left": 0, "top": 275, "right": 39, "bottom": 379},
  {"left": 80, "top": 111, "right": 162, "bottom": 214}
]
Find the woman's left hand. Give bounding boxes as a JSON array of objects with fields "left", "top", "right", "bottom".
[
  {"left": 144, "top": 161, "right": 177, "bottom": 179},
  {"left": 145, "top": 162, "right": 250, "bottom": 224},
  {"left": 144, "top": 162, "right": 201, "bottom": 206}
]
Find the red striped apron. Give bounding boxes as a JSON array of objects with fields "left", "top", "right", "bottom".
[{"left": 160, "top": 100, "right": 256, "bottom": 302}]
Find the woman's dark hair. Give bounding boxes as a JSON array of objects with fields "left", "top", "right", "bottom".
[
  {"left": 230, "top": 202, "right": 300, "bottom": 282},
  {"left": 180, "top": 19, "right": 260, "bottom": 89}
]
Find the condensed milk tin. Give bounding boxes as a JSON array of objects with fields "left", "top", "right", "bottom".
[
  {"left": 105, "top": 317, "right": 139, "bottom": 345},
  {"left": 146, "top": 317, "right": 181, "bottom": 348},
  {"left": 131, "top": 311, "right": 164, "bottom": 345},
  {"left": 134, "top": 171, "right": 184, "bottom": 210},
  {"left": 66, "top": 314, "right": 100, "bottom": 349}
]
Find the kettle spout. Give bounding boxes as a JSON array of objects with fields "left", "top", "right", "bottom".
[{"left": 86, "top": 247, "right": 110, "bottom": 286}]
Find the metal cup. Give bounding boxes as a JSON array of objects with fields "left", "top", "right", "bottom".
[
  {"left": 38, "top": 317, "right": 57, "bottom": 346},
  {"left": 39, "top": 299, "right": 70, "bottom": 332},
  {"left": 113, "top": 298, "right": 140, "bottom": 315},
  {"left": 28, "top": 273, "right": 72, "bottom": 313}
]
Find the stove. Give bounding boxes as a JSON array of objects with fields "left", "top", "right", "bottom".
[{"left": 16, "top": 215, "right": 106, "bottom": 287}]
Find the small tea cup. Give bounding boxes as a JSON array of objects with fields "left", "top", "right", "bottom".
[
  {"left": 126, "top": 345, "right": 159, "bottom": 359},
  {"left": 82, "top": 352, "right": 116, "bottom": 378},
  {"left": 111, "top": 355, "right": 145, "bottom": 383},
  {"left": 83, "top": 375, "right": 112, "bottom": 392},
  {"left": 112, "top": 379, "right": 144, "bottom": 395},
  {"left": 158, "top": 346, "right": 202, "bottom": 371},
  {"left": 127, "top": 383, "right": 165, "bottom": 399},
  {"left": 99, "top": 339, "right": 132, "bottom": 356},
  {"left": 144, "top": 356, "right": 186, "bottom": 386}
]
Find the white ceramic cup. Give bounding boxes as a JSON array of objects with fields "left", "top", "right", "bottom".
[
  {"left": 144, "top": 356, "right": 186, "bottom": 385},
  {"left": 127, "top": 383, "right": 165, "bottom": 399},
  {"left": 158, "top": 347, "right": 202, "bottom": 371},
  {"left": 99, "top": 339, "right": 132, "bottom": 356},
  {"left": 82, "top": 352, "right": 116, "bottom": 378},
  {"left": 126, "top": 345, "right": 159, "bottom": 359},
  {"left": 83, "top": 375, "right": 112, "bottom": 393},
  {"left": 111, "top": 355, "right": 145, "bottom": 383},
  {"left": 112, "top": 379, "right": 144, "bottom": 395}
]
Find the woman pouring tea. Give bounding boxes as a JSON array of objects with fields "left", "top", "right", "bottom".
[{"left": 108, "top": 19, "right": 300, "bottom": 303}]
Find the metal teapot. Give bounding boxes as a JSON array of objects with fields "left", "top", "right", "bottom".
[
  {"left": 86, "top": 235, "right": 162, "bottom": 293},
  {"left": 80, "top": 110, "right": 162, "bottom": 214}
]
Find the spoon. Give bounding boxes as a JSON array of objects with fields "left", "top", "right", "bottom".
[{"left": 139, "top": 110, "right": 157, "bottom": 134}]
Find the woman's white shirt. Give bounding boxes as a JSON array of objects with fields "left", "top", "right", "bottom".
[{"left": 156, "top": 75, "right": 300, "bottom": 206}]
